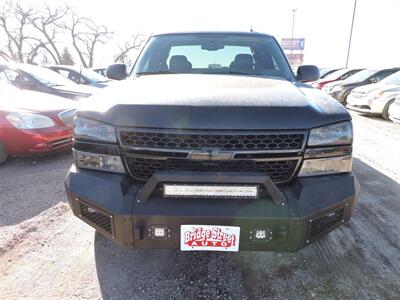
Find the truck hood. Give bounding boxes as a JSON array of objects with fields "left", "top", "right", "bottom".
[{"left": 78, "top": 74, "right": 350, "bottom": 130}]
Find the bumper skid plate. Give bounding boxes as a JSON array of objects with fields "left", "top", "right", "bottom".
[{"left": 65, "top": 167, "right": 359, "bottom": 252}]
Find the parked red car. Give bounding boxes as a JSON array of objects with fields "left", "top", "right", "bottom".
[
  {"left": 311, "top": 68, "right": 363, "bottom": 89},
  {"left": 0, "top": 81, "right": 76, "bottom": 163}
]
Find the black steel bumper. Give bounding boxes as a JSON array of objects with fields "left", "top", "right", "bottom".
[{"left": 65, "top": 166, "right": 359, "bottom": 252}]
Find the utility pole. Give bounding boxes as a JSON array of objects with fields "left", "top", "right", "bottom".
[
  {"left": 290, "top": 8, "right": 297, "bottom": 54},
  {"left": 346, "top": 0, "right": 357, "bottom": 68}
]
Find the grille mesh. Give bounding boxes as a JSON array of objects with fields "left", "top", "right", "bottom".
[
  {"left": 126, "top": 157, "right": 298, "bottom": 182},
  {"left": 121, "top": 131, "right": 304, "bottom": 151},
  {"left": 309, "top": 207, "right": 344, "bottom": 239},
  {"left": 79, "top": 201, "right": 113, "bottom": 234}
]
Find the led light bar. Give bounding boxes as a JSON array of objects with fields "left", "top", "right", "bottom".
[{"left": 163, "top": 184, "right": 259, "bottom": 199}]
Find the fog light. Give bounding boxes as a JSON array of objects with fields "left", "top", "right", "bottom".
[
  {"left": 163, "top": 184, "right": 259, "bottom": 199},
  {"left": 154, "top": 227, "right": 166, "bottom": 237},
  {"left": 298, "top": 155, "right": 352, "bottom": 177},
  {"left": 148, "top": 225, "right": 171, "bottom": 239},
  {"left": 250, "top": 228, "right": 272, "bottom": 241},
  {"left": 73, "top": 149, "right": 125, "bottom": 174}
]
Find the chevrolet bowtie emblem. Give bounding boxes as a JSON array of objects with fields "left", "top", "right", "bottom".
[{"left": 188, "top": 148, "right": 234, "bottom": 161}]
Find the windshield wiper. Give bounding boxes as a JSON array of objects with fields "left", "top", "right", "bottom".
[
  {"left": 226, "top": 71, "right": 262, "bottom": 76},
  {"left": 136, "top": 71, "right": 176, "bottom": 76}
]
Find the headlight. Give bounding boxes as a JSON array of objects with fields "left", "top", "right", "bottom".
[
  {"left": 74, "top": 117, "right": 116, "bottom": 143},
  {"left": 298, "top": 155, "right": 352, "bottom": 177},
  {"left": 6, "top": 112, "right": 56, "bottom": 129},
  {"left": 369, "top": 91, "right": 384, "bottom": 100},
  {"left": 73, "top": 150, "right": 125, "bottom": 173},
  {"left": 332, "top": 86, "right": 343, "bottom": 93},
  {"left": 308, "top": 122, "right": 353, "bottom": 146}
]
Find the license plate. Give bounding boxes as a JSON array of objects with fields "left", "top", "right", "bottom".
[{"left": 180, "top": 225, "right": 240, "bottom": 252}]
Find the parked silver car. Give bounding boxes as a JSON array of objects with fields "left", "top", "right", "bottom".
[{"left": 346, "top": 71, "right": 400, "bottom": 119}]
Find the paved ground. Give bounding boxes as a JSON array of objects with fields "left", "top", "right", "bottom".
[{"left": 0, "top": 112, "right": 399, "bottom": 299}]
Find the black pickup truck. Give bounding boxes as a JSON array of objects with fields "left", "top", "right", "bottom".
[{"left": 65, "top": 32, "right": 359, "bottom": 252}]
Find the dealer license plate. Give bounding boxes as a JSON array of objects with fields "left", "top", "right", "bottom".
[{"left": 180, "top": 225, "right": 240, "bottom": 252}]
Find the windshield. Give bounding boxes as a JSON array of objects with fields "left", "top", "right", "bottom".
[
  {"left": 20, "top": 64, "right": 75, "bottom": 87},
  {"left": 132, "top": 33, "right": 295, "bottom": 81},
  {"left": 344, "top": 69, "right": 377, "bottom": 83},
  {"left": 380, "top": 71, "right": 400, "bottom": 85},
  {"left": 81, "top": 68, "right": 110, "bottom": 82}
]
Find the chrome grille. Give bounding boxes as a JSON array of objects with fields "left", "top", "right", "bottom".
[{"left": 120, "top": 129, "right": 305, "bottom": 184}]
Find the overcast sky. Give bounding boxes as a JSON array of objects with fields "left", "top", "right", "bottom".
[{"left": 5, "top": 0, "right": 400, "bottom": 68}]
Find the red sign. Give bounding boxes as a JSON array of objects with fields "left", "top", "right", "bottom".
[
  {"left": 181, "top": 225, "right": 240, "bottom": 252},
  {"left": 286, "top": 53, "right": 304, "bottom": 66}
]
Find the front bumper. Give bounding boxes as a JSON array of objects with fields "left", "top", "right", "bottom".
[
  {"left": 5, "top": 125, "right": 72, "bottom": 155},
  {"left": 346, "top": 95, "right": 386, "bottom": 115},
  {"left": 65, "top": 167, "right": 360, "bottom": 252}
]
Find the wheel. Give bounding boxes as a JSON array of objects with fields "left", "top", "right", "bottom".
[
  {"left": 341, "top": 91, "right": 351, "bottom": 106},
  {"left": 0, "top": 140, "right": 8, "bottom": 164},
  {"left": 382, "top": 99, "right": 395, "bottom": 120}
]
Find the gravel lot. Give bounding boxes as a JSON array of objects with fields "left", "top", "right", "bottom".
[{"left": 1, "top": 112, "right": 399, "bottom": 299}]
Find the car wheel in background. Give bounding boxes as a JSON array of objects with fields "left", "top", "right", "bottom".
[
  {"left": 382, "top": 99, "right": 395, "bottom": 120},
  {"left": 341, "top": 92, "right": 351, "bottom": 106},
  {"left": 0, "top": 140, "right": 8, "bottom": 164}
]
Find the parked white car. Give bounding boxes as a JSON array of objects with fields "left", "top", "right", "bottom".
[
  {"left": 389, "top": 95, "right": 400, "bottom": 125},
  {"left": 346, "top": 71, "right": 400, "bottom": 119}
]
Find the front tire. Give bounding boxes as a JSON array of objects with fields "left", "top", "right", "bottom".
[
  {"left": 382, "top": 99, "right": 395, "bottom": 120},
  {"left": 0, "top": 141, "right": 8, "bottom": 164}
]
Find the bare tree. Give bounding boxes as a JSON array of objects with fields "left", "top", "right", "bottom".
[
  {"left": 25, "top": 38, "right": 58, "bottom": 64},
  {"left": 28, "top": 3, "right": 68, "bottom": 64},
  {"left": 62, "top": 8, "right": 113, "bottom": 68},
  {"left": 114, "top": 34, "right": 145, "bottom": 64},
  {"left": 0, "top": 1, "right": 36, "bottom": 62}
]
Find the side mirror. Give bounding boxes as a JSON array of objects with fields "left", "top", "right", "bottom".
[
  {"left": 107, "top": 64, "right": 128, "bottom": 80},
  {"left": 370, "top": 77, "right": 379, "bottom": 84},
  {"left": 296, "top": 65, "right": 320, "bottom": 82}
]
